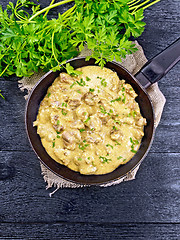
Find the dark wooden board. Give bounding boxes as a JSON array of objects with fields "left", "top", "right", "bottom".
[
  {"left": 0, "top": 0, "right": 180, "bottom": 239},
  {"left": 0, "top": 223, "right": 180, "bottom": 240},
  {"left": 0, "top": 151, "right": 179, "bottom": 223}
]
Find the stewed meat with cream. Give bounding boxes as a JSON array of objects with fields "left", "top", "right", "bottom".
[{"left": 34, "top": 66, "right": 146, "bottom": 175}]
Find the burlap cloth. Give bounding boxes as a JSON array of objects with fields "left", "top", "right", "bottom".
[{"left": 19, "top": 41, "right": 166, "bottom": 196}]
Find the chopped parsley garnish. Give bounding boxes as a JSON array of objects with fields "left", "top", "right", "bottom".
[
  {"left": 79, "top": 128, "right": 85, "bottom": 133},
  {"left": 99, "top": 105, "right": 106, "bottom": 114},
  {"left": 52, "top": 140, "right": 55, "bottom": 148},
  {"left": 86, "top": 76, "right": 91, "bottom": 81},
  {"left": 113, "top": 126, "right": 117, "bottom": 130},
  {"left": 84, "top": 116, "right": 90, "bottom": 123},
  {"left": 89, "top": 88, "right": 95, "bottom": 92},
  {"left": 99, "top": 105, "right": 110, "bottom": 115},
  {"left": 47, "top": 92, "right": 51, "bottom": 97},
  {"left": 122, "top": 93, "right": 126, "bottom": 103},
  {"left": 115, "top": 140, "right": 121, "bottom": 146},
  {"left": 113, "top": 119, "right": 121, "bottom": 125},
  {"left": 76, "top": 78, "right": 86, "bottom": 86},
  {"left": 70, "top": 81, "right": 76, "bottom": 88},
  {"left": 78, "top": 158, "right": 82, "bottom": 161},
  {"left": 57, "top": 120, "right": 60, "bottom": 125},
  {"left": 123, "top": 158, "right": 127, "bottom": 162},
  {"left": 61, "top": 109, "right": 67, "bottom": 115},
  {"left": 92, "top": 161, "right": 95, "bottom": 167},
  {"left": 129, "top": 88, "right": 133, "bottom": 91},
  {"left": 56, "top": 131, "right": 60, "bottom": 134},
  {"left": 106, "top": 144, "right": 113, "bottom": 149},
  {"left": 91, "top": 128, "right": 94, "bottom": 131},
  {"left": 130, "top": 137, "right": 139, "bottom": 153},
  {"left": 87, "top": 157, "right": 90, "bottom": 160},
  {"left": 101, "top": 79, "right": 107, "bottom": 87},
  {"left": 132, "top": 111, "right": 137, "bottom": 118},
  {"left": 111, "top": 97, "right": 121, "bottom": 102},
  {"left": 57, "top": 135, "right": 60, "bottom": 138},
  {"left": 99, "top": 156, "right": 112, "bottom": 164},
  {"left": 109, "top": 109, "right": 113, "bottom": 113},
  {"left": 122, "top": 87, "right": 125, "bottom": 92},
  {"left": 79, "top": 142, "right": 89, "bottom": 151},
  {"left": 117, "top": 156, "right": 123, "bottom": 160},
  {"left": 62, "top": 102, "right": 67, "bottom": 107},
  {"left": 76, "top": 90, "right": 82, "bottom": 94}
]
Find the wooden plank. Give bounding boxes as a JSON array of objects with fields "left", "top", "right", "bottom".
[
  {"left": 0, "top": 223, "right": 180, "bottom": 240},
  {"left": 0, "top": 151, "right": 179, "bottom": 223},
  {"left": 138, "top": 0, "right": 180, "bottom": 59}
]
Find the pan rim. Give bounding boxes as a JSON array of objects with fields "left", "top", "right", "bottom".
[{"left": 25, "top": 57, "right": 156, "bottom": 185}]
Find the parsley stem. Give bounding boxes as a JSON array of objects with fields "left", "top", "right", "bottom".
[
  {"left": 141, "top": 0, "right": 161, "bottom": 10},
  {"left": 129, "top": 0, "right": 161, "bottom": 11},
  {"left": 0, "top": 90, "right": 5, "bottom": 100},
  {"left": 29, "top": 0, "right": 75, "bottom": 21},
  {"left": 14, "top": 11, "right": 27, "bottom": 21},
  {"left": 0, "top": 64, "right": 9, "bottom": 78},
  {"left": 44, "top": 0, "right": 55, "bottom": 18},
  {"left": 52, "top": 31, "right": 60, "bottom": 65},
  {"left": 62, "top": 5, "right": 76, "bottom": 19},
  {"left": 128, "top": 0, "right": 138, "bottom": 4},
  {"left": 128, "top": 0, "right": 141, "bottom": 7}
]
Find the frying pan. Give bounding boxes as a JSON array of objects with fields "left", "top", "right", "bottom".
[{"left": 25, "top": 38, "right": 180, "bottom": 185}]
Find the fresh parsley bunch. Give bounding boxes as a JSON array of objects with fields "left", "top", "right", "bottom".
[{"left": 0, "top": 0, "right": 160, "bottom": 79}]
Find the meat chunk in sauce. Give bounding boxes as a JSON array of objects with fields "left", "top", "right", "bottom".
[
  {"left": 59, "top": 73, "right": 74, "bottom": 84},
  {"left": 62, "top": 130, "right": 81, "bottom": 150}
]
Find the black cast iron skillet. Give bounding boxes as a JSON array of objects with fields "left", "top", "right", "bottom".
[{"left": 25, "top": 38, "right": 180, "bottom": 185}]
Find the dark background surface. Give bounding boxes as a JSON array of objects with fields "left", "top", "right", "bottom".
[{"left": 0, "top": 0, "right": 180, "bottom": 239}]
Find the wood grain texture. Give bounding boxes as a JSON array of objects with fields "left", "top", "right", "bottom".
[
  {"left": 0, "top": 0, "right": 180, "bottom": 239},
  {"left": 0, "top": 223, "right": 180, "bottom": 240},
  {"left": 0, "top": 151, "right": 179, "bottom": 223}
]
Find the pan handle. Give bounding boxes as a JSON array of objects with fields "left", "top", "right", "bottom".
[{"left": 135, "top": 38, "right": 180, "bottom": 88}]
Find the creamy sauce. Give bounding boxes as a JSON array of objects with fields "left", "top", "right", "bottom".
[{"left": 34, "top": 66, "right": 146, "bottom": 175}]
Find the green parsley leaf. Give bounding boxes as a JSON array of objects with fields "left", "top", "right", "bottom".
[
  {"left": 84, "top": 116, "right": 90, "bottom": 123},
  {"left": 76, "top": 78, "right": 86, "bottom": 86},
  {"left": 111, "top": 97, "right": 121, "bottom": 102},
  {"left": 79, "top": 142, "right": 89, "bottom": 151},
  {"left": 70, "top": 82, "right": 77, "bottom": 88},
  {"left": 99, "top": 156, "right": 112, "bottom": 164},
  {"left": 61, "top": 109, "right": 67, "bottom": 115},
  {"left": 79, "top": 128, "right": 85, "bottom": 132},
  {"left": 106, "top": 144, "right": 114, "bottom": 149},
  {"left": 66, "top": 63, "right": 82, "bottom": 76},
  {"left": 101, "top": 79, "right": 107, "bottom": 87},
  {"left": 89, "top": 88, "right": 95, "bottom": 92},
  {"left": 86, "top": 76, "right": 91, "bottom": 81}
]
